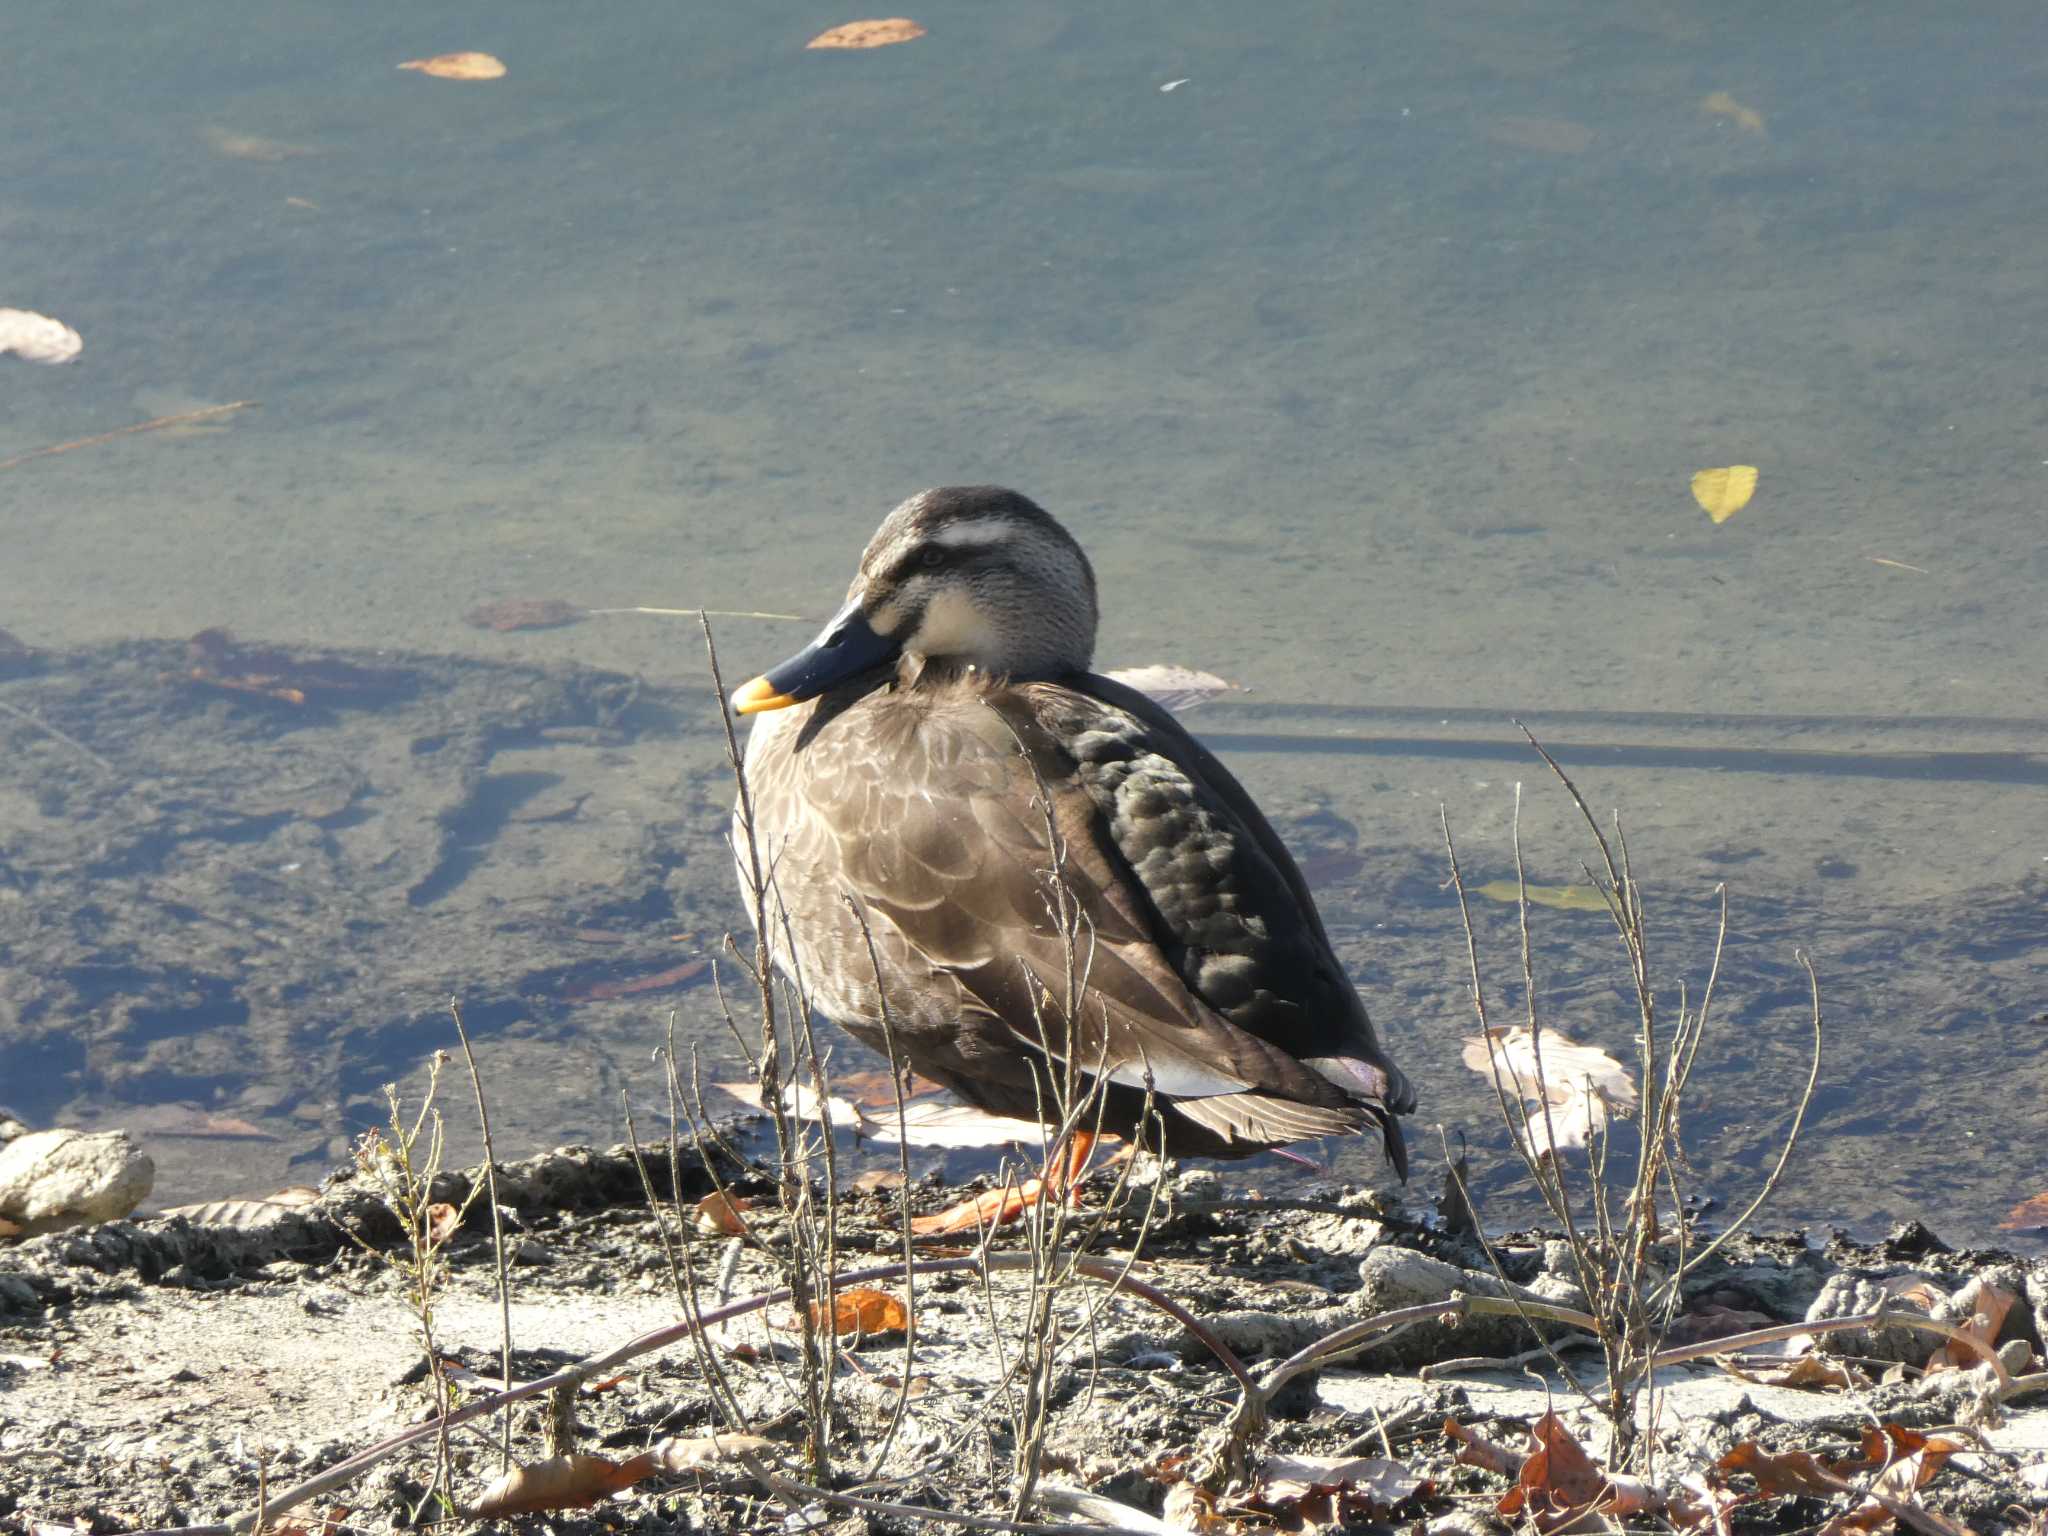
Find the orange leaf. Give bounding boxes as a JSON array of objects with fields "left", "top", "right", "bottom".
[
  {"left": 1496, "top": 1413, "right": 1610, "bottom": 1528},
  {"left": 1999, "top": 1191, "right": 2048, "bottom": 1232},
  {"left": 812, "top": 1286, "right": 908, "bottom": 1335},
  {"left": 1718, "top": 1441, "right": 1847, "bottom": 1498},
  {"left": 693, "top": 1192, "right": 753, "bottom": 1236},
  {"left": 398, "top": 51, "right": 507, "bottom": 80},
  {"left": 806, "top": 18, "right": 925, "bottom": 49}
]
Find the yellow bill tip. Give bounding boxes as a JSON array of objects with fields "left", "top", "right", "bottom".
[{"left": 731, "top": 675, "right": 797, "bottom": 715}]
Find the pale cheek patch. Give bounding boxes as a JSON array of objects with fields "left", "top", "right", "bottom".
[
  {"left": 912, "top": 588, "right": 992, "bottom": 659},
  {"left": 868, "top": 600, "right": 906, "bottom": 636}
]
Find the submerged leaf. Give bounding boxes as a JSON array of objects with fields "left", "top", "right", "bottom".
[
  {"left": 1691, "top": 464, "right": 1758, "bottom": 523},
  {"left": 1702, "top": 91, "right": 1766, "bottom": 135},
  {"left": 398, "top": 52, "right": 507, "bottom": 80},
  {"left": 1462, "top": 1027, "right": 1636, "bottom": 1156},
  {"left": 806, "top": 19, "right": 925, "bottom": 49},
  {"left": 1472, "top": 878, "right": 1607, "bottom": 914}
]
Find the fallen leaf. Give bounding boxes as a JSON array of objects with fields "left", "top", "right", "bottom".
[
  {"left": 1256, "top": 1453, "right": 1422, "bottom": 1510},
  {"left": 160, "top": 1188, "right": 324, "bottom": 1230},
  {"left": 833, "top": 1068, "right": 945, "bottom": 1107},
  {"left": 469, "top": 1453, "right": 640, "bottom": 1516},
  {"left": 1702, "top": 90, "right": 1766, "bottom": 135},
  {"left": 812, "top": 1286, "right": 908, "bottom": 1336},
  {"left": 1496, "top": 1412, "right": 1615, "bottom": 1529},
  {"left": 1665, "top": 1304, "right": 1776, "bottom": 1349},
  {"left": 1473, "top": 878, "right": 1607, "bottom": 913},
  {"left": 1461, "top": 1026, "right": 1637, "bottom": 1155},
  {"left": 850, "top": 1167, "right": 906, "bottom": 1193},
  {"left": 1925, "top": 1275, "right": 2016, "bottom": 1375},
  {"left": 201, "top": 125, "right": 318, "bottom": 162},
  {"left": 885, "top": 1099, "right": 1047, "bottom": 1148},
  {"left": 1444, "top": 1418, "right": 1525, "bottom": 1478},
  {"left": 1999, "top": 1191, "right": 2048, "bottom": 1232},
  {"left": 184, "top": 628, "right": 415, "bottom": 708},
  {"left": 693, "top": 1191, "right": 753, "bottom": 1236},
  {"left": 1721, "top": 1351, "right": 1866, "bottom": 1390},
  {"left": 0, "top": 309, "right": 83, "bottom": 365},
  {"left": 425, "top": 1201, "right": 462, "bottom": 1244},
  {"left": 806, "top": 18, "right": 925, "bottom": 49},
  {"left": 1163, "top": 1481, "right": 1221, "bottom": 1531},
  {"left": 1718, "top": 1440, "right": 1846, "bottom": 1498},
  {"left": 637, "top": 1431, "right": 778, "bottom": 1474},
  {"left": 561, "top": 957, "right": 708, "bottom": 1001},
  {"left": 1691, "top": 464, "right": 1759, "bottom": 523},
  {"left": 465, "top": 597, "right": 586, "bottom": 632},
  {"left": 1101, "top": 664, "right": 1248, "bottom": 714},
  {"left": 399, "top": 51, "right": 507, "bottom": 80},
  {"left": 0, "top": 1217, "right": 22, "bottom": 1238},
  {"left": 1486, "top": 115, "right": 1595, "bottom": 154}
]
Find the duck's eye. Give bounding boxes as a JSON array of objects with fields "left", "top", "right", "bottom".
[{"left": 917, "top": 547, "right": 947, "bottom": 569}]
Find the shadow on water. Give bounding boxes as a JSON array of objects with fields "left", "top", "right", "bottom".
[{"left": 2, "top": 638, "right": 2043, "bottom": 1244}]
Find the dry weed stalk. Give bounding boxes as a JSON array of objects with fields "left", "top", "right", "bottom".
[
  {"left": 346, "top": 1052, "right": 486, "bottom": 1520},
  {"left": 1440, "top": 730, "right": 1824, "bottom": 1468}
]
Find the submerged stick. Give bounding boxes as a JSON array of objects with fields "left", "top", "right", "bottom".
[{"left": 0, "top": 400, "right": 258, "bottom": 472}]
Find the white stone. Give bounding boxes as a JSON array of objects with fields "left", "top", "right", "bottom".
[{"left": 0, "top": 1128, "right": 154, "bottom": 1234}]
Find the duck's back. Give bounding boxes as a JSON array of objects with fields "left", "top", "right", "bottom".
[{"left": 738, "top": 671, "right": 1411, "bottom": 1170}]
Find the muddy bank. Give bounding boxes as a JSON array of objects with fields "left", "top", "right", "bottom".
[{"left": 4, "top": 1139, "right": 2048, "bottom": 1533}]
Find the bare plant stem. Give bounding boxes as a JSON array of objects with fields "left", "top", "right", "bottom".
[{"left": 447, "top": 1000, "right": 514, "bottom": 1472}]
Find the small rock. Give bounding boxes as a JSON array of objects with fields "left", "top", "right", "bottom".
[{"left": 0, "top": 1128, "right": 155, "bottom": 1236}]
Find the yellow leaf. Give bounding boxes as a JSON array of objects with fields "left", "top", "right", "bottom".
[
  {"left": 1473, "top": 879, "right": 1607, "bottom": 914},
  {"left": 1690, "top": 464, "right": 1758, "bottom": 523}
]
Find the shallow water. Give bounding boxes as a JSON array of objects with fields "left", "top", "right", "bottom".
[{"left": 3, "top": 2, "right": 2045, "bottom": 1242}]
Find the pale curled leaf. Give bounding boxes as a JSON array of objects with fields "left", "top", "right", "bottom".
[
  {"left": 1101, "top": 664, "right": 1247, "bottom": 714},
  {"left": 0, "top": 309, "right": 83, "bottom": 364},
  {"left": 1461, "top": 1026, "right": 1637, "bottom": 1152},
  {"left": 1257, "top": 1453, "right": 1422, "bottom": 1507}
]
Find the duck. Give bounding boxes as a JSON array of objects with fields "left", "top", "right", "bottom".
[{"left": 729, "top": 486, "right": 1413, "bottom": 1191}]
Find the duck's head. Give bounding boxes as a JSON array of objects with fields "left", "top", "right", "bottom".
[{"left": 733, "top": 486, "right": 1098, "bottom": 714}]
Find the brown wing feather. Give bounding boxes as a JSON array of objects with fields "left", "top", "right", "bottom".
[{"left": 740, "top": 675, "right": 1405, "bottom": 1165}]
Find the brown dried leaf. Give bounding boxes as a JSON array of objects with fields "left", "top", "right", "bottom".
[
  {"left": 1999, "top": 1191, "right": 2048, "bottom": 1232},
  {"left": 469, "top": 1452, "right": 641, "bottom": 1516},
  {"left": 806, "top": 18, "right": 925, "bottom": 49},
  {"left": 850, "top": 1167, "right": 906, "bottom": 1193},
  {"left": 425, "top": 1202, "right": 461, "bottom": 1244},
  {"left": 398, "top": 52, "right": 507, "bottom": 80},
  {"left": 0, "top": 1216, "right": 21, "bottom": 1238},
  {"left": 639, "top": 1431, "right": 777, "bottom": 1475},
  {"left": 1718, "top": 1440, "right": 1847, "bottom": 1498},
  {"left": 561, "top": 957, "right": 708, "bottom": 1001},
  {"left": 1666, "top": 1304, "right": 1776, "bottom": 1349},
  {"left": 1496, "top": 1411, "right": 1610, "bottom": 1528},
  {"left": 812, "top": 1286, "right": 908, "bottom": 1336},
  {"left": 693, "top": 1191, "right": 753, "bottom": 1236},
  {"left": 1721, "top": 1351, "right": 1867, "bottom": 1390},
  {"left": 464, "top": 597, "right": 586, "bottom": 632},
  {"left": 1925, "top": 1276, "right": 2017, "bottom": 1375},
  {"left": 184, "top": 628, "right": 414, "bottom": 707},
  {"left": 1444, "top": 1417, "right": 1525, "bottom": 1478},
  {"left": 833, "top": 1068, "right": 945, "bottom": 1106}
]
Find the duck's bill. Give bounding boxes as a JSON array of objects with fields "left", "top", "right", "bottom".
[{"left": 731, "top": 601, "right": 900, "bottom": 715}]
